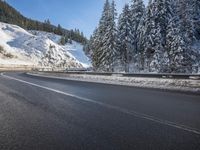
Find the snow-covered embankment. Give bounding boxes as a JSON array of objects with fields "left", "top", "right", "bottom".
[{"left": 0, "top": 22, "right": 91, "bottom": 70}]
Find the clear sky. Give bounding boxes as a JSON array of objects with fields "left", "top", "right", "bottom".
[{"left": 6, "top": 0, "right": 148, "bottom": 38}]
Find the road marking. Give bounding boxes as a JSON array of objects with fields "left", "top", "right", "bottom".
[{"left": 1, "top": 73, "right": 200, "bottom": 135}]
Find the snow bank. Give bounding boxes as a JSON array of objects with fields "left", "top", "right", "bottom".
[{"left": 29, "top": 72, "right": 200, "bottom": 94}]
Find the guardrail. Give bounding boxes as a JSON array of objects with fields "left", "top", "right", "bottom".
[
  {"left": 34, "top": 70, "right": 200, "bottom": 80},
  {"left": 123, "top": 73, "right": 200, "bottom": 79},
  {"left": 1, "top": 65, "right": 199, "bottom": 79}
]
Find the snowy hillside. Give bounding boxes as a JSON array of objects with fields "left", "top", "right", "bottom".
[
  {"left": 30, "top": 31, "right": 91, "bottom": 68},
  {"left": 0, "top": 22, "right": 91, "bottom": 69},
  {"left": 64, "top": 42, "right": 91, "bottom": 68}
]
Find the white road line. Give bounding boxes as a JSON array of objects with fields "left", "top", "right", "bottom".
[{"left": 1, "top": 73, "right": 200, "bottom": 135}]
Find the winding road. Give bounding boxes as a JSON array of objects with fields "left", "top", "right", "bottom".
[{"left": 0, "top": 72, "right": 200, "bottom": 150}]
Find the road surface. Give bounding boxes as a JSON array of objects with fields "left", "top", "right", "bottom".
[{"left": 0, "top": 72, "right": 200, "bottom": 150}]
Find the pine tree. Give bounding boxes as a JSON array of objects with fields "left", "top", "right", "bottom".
[
  {"left": 192, "top": 0, "right": 200, "bottom": 40},
  {"left": 166, "top": 0, "right": 195, "bottom": 73},
  {"left": 98, "top": 0, "right": 110, "bottom": 41},
  {"left": 130, "top": 0, "right": 145, "bottom": 52},
  {"left": 128, "top": 0, "right": 145, "bottom": 72},
  {"left": 192, "top": 0, "right": 200, "bottom": 72},
  {"left": 166, "top": 16, "right": 185, "bottom": 72},
  {"left": 177, "top": 0, "right": 196, "bottom": 73},
  {"left": 101, "top": 0, "right": 118, "bottom": 72},
  {"left": 44, "top": 19, "right": 53, "bottom": 32},
  {"left": 90, "top": 0, "right": 118, "bottom": 72},
  {"left": 136, "top": 9, "right": 147, "bottom": 70},
  {"left": 90, "top": 28, "right": 101, "bottom": 70},
  {"left": 141, "top": 0, "right": 175, "bottom": 72},
  {"left": 177, "top": 0, "right": 196, "bottom": 44},
  {"left": 141, "top": 0, "right": 158, "bottom": 72},
  {"left": 60, "top": 36, "right": 67, "bottom": 45},
  {"left": 53, "top": 24, "right": 63, "bottom": 35},
  {"left": 117, "top": 4, "right": 134, "bottom": 72},
  {"left": 92, "top": 0, "right": 110, "bottom": 71}
]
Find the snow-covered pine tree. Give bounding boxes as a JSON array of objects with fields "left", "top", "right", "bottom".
[
  {"left": 90, "top": 28, "right": 101, "bottom": 70},
  {"left": 144, "top": 22, "right": 165, "bottom": 72},
  {"left": 159, "top": 0, "right": 176, "bottom": 72},
  {"left": 192, "top": 0, "right": 200, "bottom": 72},
  {"left": 98, "top": 0, "right": 118, "bottom": 72},
  {"left": 166, "top": 0, "right": 196, "bottom": 73},
  {"left": 142, "top": 0, "right": 175, "bottom": 72},
  {"left": 137, "top": 0, "right": 154, "bottom": 72},
  {"left": 142, "top": 0, "right": 161, "bottom": 72},
  {"left": 107, "top": 0, "right": 118, "bottom": 71},
  {"left": 177, "top": 0, "right": 196, "bottom": 73},
  {"left": 177, "top": 0, "right": 196, "bottom": 44},
  {"left": 166, "top": 18, "right": 177, "bottom": 71},
  {"left": 166, "top": 16, "right": 189, "bottom": 73},
  {"left": 89, "top": 0, "right": 110, "bottom": 71},
  {"left": 130, "top": 0, "right": 145, "bottom": 53},
  {"left": 136, "top": 9, "right": 147, "bottom": 71},
  {"left": 128, "top": 0, "right": 145, "bottom": 72},
  {"left": 117, "top": 4, "right": 134, "bottom": 72},
  {"left": 192, "top": 0, "right": 200, "bottom": 40}
]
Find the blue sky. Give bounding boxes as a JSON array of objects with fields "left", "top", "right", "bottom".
[{"left": 6, "top": 0, "right": 148, "bottom": 38}]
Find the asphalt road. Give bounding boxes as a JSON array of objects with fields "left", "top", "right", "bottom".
[{"left": 0, "top": 72, "right": 200, "bottom": 150}]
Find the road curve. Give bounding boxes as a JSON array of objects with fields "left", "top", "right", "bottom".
[{"left": 0, "top": 72, "right": 200, "bottom": 150}]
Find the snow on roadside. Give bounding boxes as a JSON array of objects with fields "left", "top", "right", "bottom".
[{"left": 29, "top": 72, "right": 200, "bottom": 94}]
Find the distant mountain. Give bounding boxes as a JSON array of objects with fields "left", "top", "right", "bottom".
[{"left": 0, "top": 0, "right": 87, "bottom": 44}]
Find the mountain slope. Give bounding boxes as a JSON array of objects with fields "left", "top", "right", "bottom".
[
  {"left": 0, "top": 22, "right": 90, "bottom": 68},
  {"left": 29, "top": 30, "right": 91, "bottom": 68},
  {"left": 0, "top": 0, "right": 87, "bottom": 44}
]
